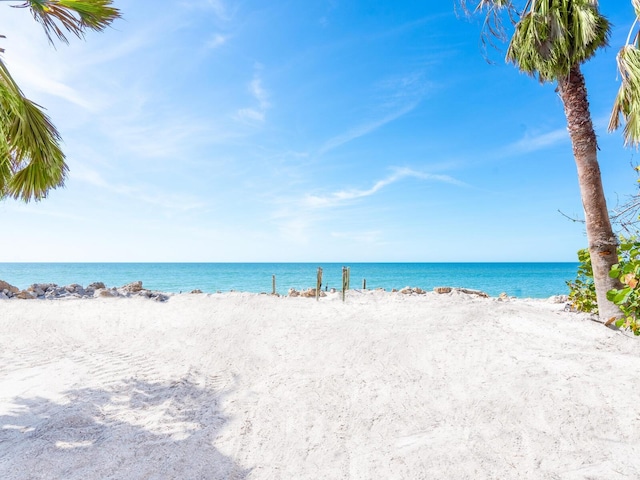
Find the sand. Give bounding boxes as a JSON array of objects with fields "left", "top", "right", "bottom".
[{"left": 0, "top": 290, "right": 638, "bottom": 479}]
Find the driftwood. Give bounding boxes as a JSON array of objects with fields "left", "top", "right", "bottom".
[{"left": 434, "top": 286, "right": 489, "bottom": 298}]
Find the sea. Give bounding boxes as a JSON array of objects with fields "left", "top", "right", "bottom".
[{"left": 0, "top": 263, "right": 578, "bottom": 299}]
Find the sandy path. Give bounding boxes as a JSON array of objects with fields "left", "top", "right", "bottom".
[{"left": 0, "top": 291, "right": 638, "bottom": 479}]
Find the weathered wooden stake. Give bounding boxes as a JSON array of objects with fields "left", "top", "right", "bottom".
[
  {"left": 272, "top": 274, "right": 276, "bottom": 295},
  {"left": 363, "top": 278, "right": 366, "bottom": 290},
  {"left": 342, "top": 266, "right": 347, "bottom": 302},
  {"left": 316, "top": 267, "right": 323, "bottom": 301}
]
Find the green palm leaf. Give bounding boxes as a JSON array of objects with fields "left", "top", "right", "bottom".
[
  {"left": 15, "top": 0, "right": 121, "bottom": 45},
  {"left": 507, "top": 0, "right": 609, "bottom": 83},
  {"left": 0, "top": 59, "right": 67, "bottom": 201},
  {"left": 610, "top": 45, "right": 640, "bottom": 147}
]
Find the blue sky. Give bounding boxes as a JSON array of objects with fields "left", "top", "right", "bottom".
[{"left": 0, "top": 0, "right": 638, "bottom": 262}]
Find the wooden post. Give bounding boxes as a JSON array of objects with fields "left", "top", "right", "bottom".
[
  {"left": 272, "top": 274, "right": 276, "bottom": 295},
  {"left": 363, "top": 278, "right": 366, "bottom": 290},
  {"left": 342, "top": 266, "right": 347, "bottom": 302},
  {"left": 316, "top": 267, "right": 323, "bottom": 301}
]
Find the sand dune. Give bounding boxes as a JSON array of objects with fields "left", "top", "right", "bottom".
[{"left": 1, "top": 291, "right": 638, "bottom": 479}]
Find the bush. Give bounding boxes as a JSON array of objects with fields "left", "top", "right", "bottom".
[
  {"left": 607, "top": 238, "right": 640, "bottom": 335},
  {"left": 566, "top": 248, "right": 598, "bottom": 314}
]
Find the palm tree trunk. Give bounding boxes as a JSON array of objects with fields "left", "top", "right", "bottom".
[{"left": 557, "top": 65, "right": 622, "bottom": 323}]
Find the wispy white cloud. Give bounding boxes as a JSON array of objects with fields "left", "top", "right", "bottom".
[
  {"left": 204, "top": 0, "right": 228, "bottom": 20},
  {"left": 236, "top": 73, "right": 271, "bottom": 123},
  {"left": 8, "top": 60, "right": 94, "bottom": 110},
  {"left": 318, "top": 103, "right": 418, "bottom": 155},
  {"left": 206, "top": 33, "right": 229, "bottom": 49},
  {"left": 303, "top": 167, "right": 466, "bottom": 209},
  {"left": 504, "top": 128, "right": 569, "bottom": 155},
  {"left": 72, "top": 165, "right": 206, "bottom": 213}
]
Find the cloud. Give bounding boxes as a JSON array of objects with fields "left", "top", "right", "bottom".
[
  {"left": 318, "top": 103, "right": 418, "bottom": 155},
  {"left": 236, "top": 73, "right": 271, "bottom": 123},
  {"left": 206, "top": 33, "right": 228, "bottom": 49},
  {"left": 303, "top": 168, "right": 466, "bottom": 209},
  {"left": 72, "top": 165, "right": 206, "bottom": 213},
  {"left": 504, "top": 128, "right": 569, "bottom": 155},
  {"left": 205, "top": 0, "right": 228, "bottom": 20}
]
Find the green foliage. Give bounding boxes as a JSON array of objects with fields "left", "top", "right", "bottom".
[
  {"left": 566, "top": 248, "right": 598, "bottom": 314},
  {"left": 507, "top": 0, "right": 610, "bottom": 83},
  {"left": 21, "top": 0, "right": 122, "bottom": 45},
  {"left": 0, "top": 0, "right": 121, "bottom": 202},
  {"left": 607, "top": 238, "right": 640, "bottom": 335}
]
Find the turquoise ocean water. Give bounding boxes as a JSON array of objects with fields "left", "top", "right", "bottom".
[{"left": 0, "top": 263, "right": 577, "bottom": 298}]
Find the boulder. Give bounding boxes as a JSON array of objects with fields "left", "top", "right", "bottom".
[
  {"left": 0, "top": 292, "right": 9, "bottom": 300},
  {"left": 121, "top": 281, "right": 143, "bottom": 293},
  {"left": 548, "top": 295, "right": 569, "bottom": 304},
  {"left": 88, "top": 282, "right": 106, "bottom": 290},
  {"left": 190, "top": 289, "right": 203, "bottom": 294},
  {"left": 27, "top": 285, "right": 46, "bottom": 297},
  {"left": 0, "top": 280, "right": 19, "bottom": 294},
  {"left": 434, "top": 287, "right": 452, "bottom": 294},
  {"left": 16, "top": 290, "right": 35, "bottom": 300},
  {"left": 288, "top": 288, "right": 300, "bottom": 297}
]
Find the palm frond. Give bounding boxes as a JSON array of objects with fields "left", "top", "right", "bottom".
[
  {"left": 456, "top": 0, "right": 520, "bottom": 58},
  {"left": 0, "top": 59, "right": 67, "bottom": 201},
  {"left": 506, "top": 0, "right": 609, "bottom": 82},
  {"left": 609, "top": 45, "right": 640, "bottom": 147},
  {"left": 15, "top": 0, "right": 121, "bottom": 45}
]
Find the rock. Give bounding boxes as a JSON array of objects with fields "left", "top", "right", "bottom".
[
  {"left": 153, "top": 293, "right": 169, "bottom": 302},
  {"left": 16, "top": 290, "right": 35, "bottom": 300},
  {"left": 98, "top": 289, "right": 116, "bottom": 298},
  {"left": 400, "top": 287, "right": 427, "bottom": 295},
  {"left": 121, "top": 281, "right": 143, "bottom": 293},
  {"left": 27, "top": 285, "right": 46, "bottom": 297},
  {"left": 434, "top": 287, "right": 452, "bottom": 294},
  {"left": 65, "top": 284, "right": 84, "bottom": 294},
  {"left": 288, "top": 288, "right": 300, "bottom": 297},
  {"left": 88, "top": 282, "right": 106, "bottom": 290},
  {"left": 456, "top": 288, "right": 489, "bottom": 298},
  {"left": 391, "top": 289, "right": 398, "bottom": 293},
  {"left": 0, "top": 280, "right": 19, "bottom": 294},
  {"left": 498, "top": 292, "right": 509, "bottom": 301},
  {"left": 0, "top": 292, "right": 9, "bottom": 300},
  {"left": 548, "top": 295, "right": 569, "bottom": 304},
  {"left": 190, "top": 289, "right": 203, "bottom": 294}
]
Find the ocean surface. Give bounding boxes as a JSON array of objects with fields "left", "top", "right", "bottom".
[{"left": 0, "top": 263, "right": 578, "bottom": 298}]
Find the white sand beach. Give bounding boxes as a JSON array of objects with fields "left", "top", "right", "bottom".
[{"left": 1, "top": 290, "right": 639, "bottom": 479}]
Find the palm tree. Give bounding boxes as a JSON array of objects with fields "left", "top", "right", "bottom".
[
  {"left": 0, "top": 0, "right": 121, "bottom": 202},
  {"left": 459, "top": 0, "right": 634, "bottom": 323}
]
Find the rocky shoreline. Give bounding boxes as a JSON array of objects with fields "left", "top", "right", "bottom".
[
  {"left": 0, "top": 278, "right": 570, "bottom": 304},
  {"left": 0, "top": 280, "right": 169, "bottom": 302}
]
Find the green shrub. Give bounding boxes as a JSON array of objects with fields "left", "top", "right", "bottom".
[
  {"left": 607, "top": 238, "right": 640, "bottom": 335},
  {"left": 566, "top": 248, "right": 598, "bottom": 314}
]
